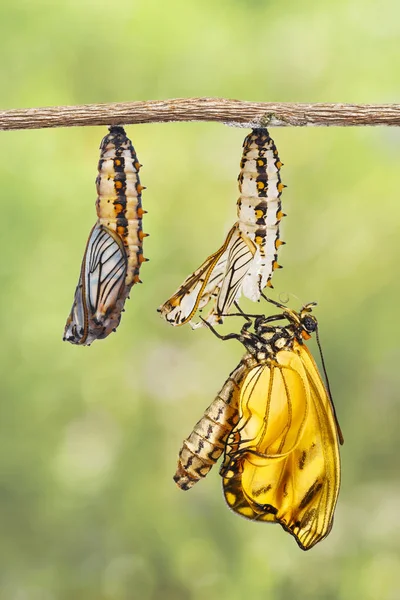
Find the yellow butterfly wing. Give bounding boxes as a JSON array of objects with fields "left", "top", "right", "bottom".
[{"left": 221, "top": 342, "right": 341, "bottom": 550}]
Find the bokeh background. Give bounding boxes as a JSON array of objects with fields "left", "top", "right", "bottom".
[{"left": 1, "top": 1, "right": 400, "bottom": 598}]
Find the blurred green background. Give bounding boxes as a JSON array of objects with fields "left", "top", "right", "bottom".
[{"left": 0, "top": 1, "right": 399, "bottom": 598}]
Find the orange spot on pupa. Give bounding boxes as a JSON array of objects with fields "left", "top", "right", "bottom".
[
  {"left": 135, "top": 162, "right": 142, "bottom": 170},
  {"left": 115, "top": 180, "right": 123, "bottom": 189},
  {"left": 257, "top": 181, "right": 265, "bottom": 190},
  {"left": 276, "top": 211, "right": 286, "bottom": 220},
  {"left": 266, "top": 280, "right": 274, "bottom": 288},
  {"left": 277, "top": 182, "right": 285, "bottom": 193},
  {"left": 139, "top": 255, "right": 149, "bottom": 264},
  {"left": 255, "top": 209, "right": 264, "bottom": 219},
  {"left": 273, "top": 261, "right": 282, "bottom": 270},
  {"left": 257, "top": 159, "right": 265, "bottom": 167},
  {"left": 275, "top": 239, "right": 285, "bottom": 248},
  {"left": 115, "top": 159, "right": 121, "bottom": 166},
  {"left": 137, "top": 207, "right": 147, "bottom": 217},
  {"left": 139, "top": 231, "right": 149, "bottom": 241},
  {"left": 255, "top": 236, "right": 263, "bottom": 245},
  {"left": 136, "top": 184, "right": 146, "bottom": 194},
  {"left": 133, "top": 275, "right": 142, "bottom": 284}
]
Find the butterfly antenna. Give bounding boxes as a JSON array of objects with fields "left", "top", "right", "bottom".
[{"left": 315, "top": 327, "right": 344, "bottom": 445}]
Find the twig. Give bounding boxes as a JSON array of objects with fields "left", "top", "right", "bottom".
[{"left": 1, "top": 98, "right": 400, "bottom": 131}]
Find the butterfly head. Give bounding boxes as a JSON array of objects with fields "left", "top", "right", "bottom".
[{"left": 297, "top": 303, "right": 318, "bottom": 340}]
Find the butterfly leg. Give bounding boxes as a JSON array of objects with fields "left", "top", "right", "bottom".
[
  {"left": 200, "top": 317, "right": 241, "bottom": 342},
  {"left": 258, "top": 314, "right": 287, "bottom": 325},
  {"left": 222, "top": 302, "right": 260, "bottom": 321},
  {"left": 260, "top": 291, "right": 290, "bottom": 311},
  {"left": 233, "top": 301, "right": 251, "bottom": 321}
]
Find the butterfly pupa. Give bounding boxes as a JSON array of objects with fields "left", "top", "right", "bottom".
[
  {"left": 158, "top": 129, "right": 284, "bottom": 327},
  {"left": 174, "top": 301, "right": 343, "bottom": 550},
  {"left": 64, "top": 126, "right": 147, "bottom": 345}
]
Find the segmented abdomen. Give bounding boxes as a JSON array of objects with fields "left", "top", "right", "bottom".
[
  {"left": 238, "top": 128, "right": 285, "bottom": 299},
  {"left": 63, "top": 126, "right": 147, "bottom": 345},
  {"left": 174, "top": 360, "right": 251, "bottom": 490}
]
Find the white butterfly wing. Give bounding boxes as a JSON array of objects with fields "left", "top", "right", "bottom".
[{"left": 64, "top": 224, "right": 127, "bottom": 345}]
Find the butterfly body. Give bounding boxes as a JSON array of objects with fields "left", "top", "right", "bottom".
[{"left": 174, "top": 302, "right": 343, "bottom": 550}]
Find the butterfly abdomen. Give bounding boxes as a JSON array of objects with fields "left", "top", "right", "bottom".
[
  {"left": 237, "top": 128, "right": 285, "bottom": 295},
  {"left": 174, "top": 363, "right": 248, "bottom": 490}
]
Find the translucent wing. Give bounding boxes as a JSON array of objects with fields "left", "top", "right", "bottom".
[
  {"left": 221, "top": 342, "right": 341, "bottom": 550},
  {"left": 159, "top": 224, "right": 255, "bottom": 326},
  {"left": 212, "top": 227, "right": 256, "bottom": 321},
  {"left": 157, "top": 227, "right": 235, "bottom": 326},
  {"left": 64, "top": 223, "right": 128, "bottom": 345}
]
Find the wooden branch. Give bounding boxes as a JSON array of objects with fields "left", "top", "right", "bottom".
[{"left": 1, "top": 98, "right": 400, "bottom": 131}]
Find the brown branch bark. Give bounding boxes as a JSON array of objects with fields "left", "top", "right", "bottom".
[{"left": 1, "top": 98, "right": 400, "bottom": 131}]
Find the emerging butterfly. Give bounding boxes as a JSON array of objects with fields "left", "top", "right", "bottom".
[
  {"left": 174, "top": 297, "right": 343, "bottom": 550},
  {"left": 158, "top": 129, "right": 285, "bottom": 327},
  {"left": 64, "top": 126, "right": 148, "bottom": 345}
]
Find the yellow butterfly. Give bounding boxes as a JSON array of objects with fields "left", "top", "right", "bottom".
[{"left": 175, "top": 298, "right": 343, "bottom": 550}]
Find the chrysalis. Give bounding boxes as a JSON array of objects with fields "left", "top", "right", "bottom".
[
  {"left": 158, "top": 128, "right": 284, "bottom": 327},
  {"left": 64, "top": 126, "right": 147, "bottom": 345},
  {"left": 237, "top": 128, "right": 285, "bottom": 299}
]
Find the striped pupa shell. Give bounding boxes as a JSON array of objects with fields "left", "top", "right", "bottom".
[
  {"left": 63, "top": 126, "right": 147, "bottom": 345},
  {"left": 237, "top": 129, "right": 285, "bottom": 301},
  {"left": 158, "top": 128, "right": 284, "bottom": 327}
]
